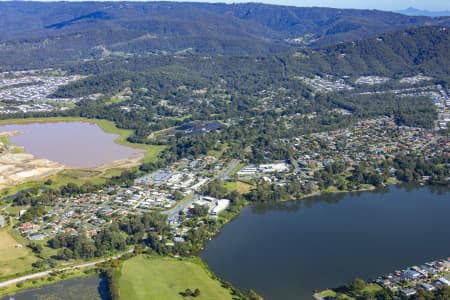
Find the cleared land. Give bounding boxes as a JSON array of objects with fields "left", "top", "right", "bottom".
[
  {"left": 0, "top": 117, "right": 165, "bottom": 196},
  {"left": 225, "top": 181, "right": 253, "bottom": 194},
  {"left": 118, "top": 256, "right": 233, "bottom": 300},
  {"left": 0, "top": 230, "right": 36, "bottom": 278},
  {"left": 0, "top": 150, "right": 64, "bottom": 192},
  {"left": 315, "top": 284, "right": 382, "bottom": 300}
]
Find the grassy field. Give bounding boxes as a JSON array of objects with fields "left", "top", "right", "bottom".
[
  {"left": 0, "top": 116, "right": 92, "bottom": 126},
  {"left": 361, "top": 283, "right": 383, "bottom": 294},
  {"left": 224, "top": 181, "right": 253, "bottom": 195},
  {"left": 0, "top": 135, "right": 24, "bottom": 153},
  {"left": 316, "top": 289, "right": 356, "bottom": 300},
  {"left": 0, "top": 230, "right": 36, "bottom": 278},
  {"left": 118, "top": 256, "right": 233, "bottom": 300},
  {"left": 0, "top": 267, "right": 98, "bottom": 297},
  {"left": 206, "top": 143, "right": 228, "bottom": 158},
  {"left": 315, "top": 284, "right": 381, "bottom": 300},
  {"left": 88, "top": 118, "right": 165, "bottom": 163},
  {"left": 0, "top": 117, "right": 165, "bottom": 197},
  {"left": 316, "top": 289, "right": 337, "bottom": 298},
  {"left": 0, "top": 168, "right": 124, "bottom": 199},
  {"left": 0, "top": 117, "right": 165, "bottom": 163},
  {"left": 0, "top": 136, "right": 9, "bottom": 145},
  {"left": 2, "top": 166, "right": 131, "bottom": 197}
]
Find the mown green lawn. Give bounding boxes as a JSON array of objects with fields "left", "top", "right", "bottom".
[
  {"left": 224, "top": 181, "right": 253, "bottom": 195},
  {"left": 316, "top": 289, "right": 337, "bottom": 298},
  {"left": 316, "top": 289, "right": 356, "bottom": 299},
  {"left": 118, "top": 256, "right": 233, "bottom": 300},
  {"left": 361, "top": 283, "right": 383, "bottom": 294},
  {"left": 0, "top": 230, "right": 36, "bottom": 278}
]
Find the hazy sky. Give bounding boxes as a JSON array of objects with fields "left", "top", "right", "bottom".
[
  {"left": 160, "top": 0, "right": 450, "bottom": 11},
  {"left": 22, "top": 0, "right": 450, "bottom": 11},
  {"left": 20, "top": 0, "right": 449, "bottom": 11}
]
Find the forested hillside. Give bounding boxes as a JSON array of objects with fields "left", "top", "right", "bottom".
[
  {"left": 298, "top": 26, "right": 450, "bottom": 76},
  {"left": 0, "top": 2, "right": 450, "bottom": 69},
  {"left": 0, "top": 25, "right": 440, "bottom": 156},
  {"left": 51, "top": 26, "right": 450, "bottom": 99},
  {"left": 0, "top": 3, "right": 448, "bottom": 161}
]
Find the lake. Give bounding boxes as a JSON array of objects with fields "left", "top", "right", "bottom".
[
  {"left": 1, "top": 275, "right": 108, "bottom": 300},
  {"left": 0, "top": 122, "right": 143, "bottom": 168},
  {"left": 200, "top": 185, "right": 450, "bottom": 300}
]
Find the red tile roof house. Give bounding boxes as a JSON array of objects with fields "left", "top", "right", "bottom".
[{"left": 19, "top": 222, "right": 39, "bottom": 234}]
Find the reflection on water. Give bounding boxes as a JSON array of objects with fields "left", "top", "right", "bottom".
[
  {"left": 201, "top": 185, "right": 450, "bottom": 300},
  {"left": 250, "top": 184, "right": 447, "bottom": 215},
  {"left": 0, "top": 122, "right": 143, "bottom": 168},
  {"left": 1, "top": 275, "right": 108, "bottom": 300}
]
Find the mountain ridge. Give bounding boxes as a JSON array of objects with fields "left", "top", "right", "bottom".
[
  {"left": 396, "top": 7, "right": 450, "bottom": 17},
  {"left": 0, "top": 2, "right": 449, "bottom": 69}
]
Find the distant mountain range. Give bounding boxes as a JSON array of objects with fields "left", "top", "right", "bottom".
[
  {"left": 0, "top": 2, "right": 449, "bottom": 70},
  {"left": 51, "top": 25, "right": 450, "bottom": 103},
  {"left": 303, "top": 26, "right": 450, "bottom": 77},
  {"left": 396, "top": 7, "right": 450, "bottom": 17}
]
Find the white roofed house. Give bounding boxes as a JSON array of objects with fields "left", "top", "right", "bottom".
[
  {"left": 211, "top": 199, "right": 230, "bottom": 215},
  {"left": 203, "top": 196, "right": 216, "bottom": 202},
  {"left": 258, "top": 162, "right": 290, "bottom": 173},
  {"left": 437, "top": 277, "right": 450, "bottom": 286}
]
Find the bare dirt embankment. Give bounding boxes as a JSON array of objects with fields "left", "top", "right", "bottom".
[
  {"left": 94, "top": 154, "right": 144, "bottom": 172},
  {"left": 0, "top": 131, "right": 66, "bottom": 190},
  {"left": 0, "top": 130, "right": 145, "bottom": 192},
  {"left": 0, "top": 153, "right": 65, "bottom": 190}
]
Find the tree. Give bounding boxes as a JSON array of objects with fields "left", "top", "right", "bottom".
[
  {"left": 368, "top": 173, "right": 383, "bottom": 187},
  {"left": 173, "top": 191, "right": 184, "bottom": 201},
  {"left": 374, "top": 289, "right": 393, "bottom": 300},
  {"left": 349, "top": 278, "right": 366, "bottom": 294},
  {"left": 29, "top": 243, "right": 43, "bottom": 254},
  {"left": 436, "top": 286, "right": 450, "bottom": 300},
  {"left": 248, "top": 289, "right": 263, "bottom": 300},
  {"left": 32, "top": 260, "right": 46, "bottom": 269},
  {"left": 336, "top": 294, "right": 349, "bottom": 300},
  {"left": 193, "top": 288, "right": 201, "bottom": 297},
  {"left": 181, "top": 288, "right": 194, "bottom": 297},
  {"left": 202, "top": 180, "right": 227, "bottom": 198},
  {"left": 192, "top": 205, "right": 209, "bottom": 217},
  {"left": 415, "top": 289, "right": 434, "bottom": 300}
]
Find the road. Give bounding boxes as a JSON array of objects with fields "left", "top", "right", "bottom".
[
  {"left": 0, "top": 251, "right": 130, "bottom": 288},
  {"left": 164, "top": 192, "right": 199, "bottom": 221},
  {"left": 0, "top": 159, "right": 242, "bottom": 288},
  {"left": 0, "top": 160, "right": 242, "bottom": 287},
  {"left": 217, "top": 159, "right": 239, "bottom": 180},
  {"left": 164, "top": 159, "right": 240, "bottom": 221}
]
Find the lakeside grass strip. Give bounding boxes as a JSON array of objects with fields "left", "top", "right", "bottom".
[
  {"left": 0, "top": 117, "right": 166, "bottom": 197},
  {"left": 0, "top": 117, "right": 165, "bottom": 163}
]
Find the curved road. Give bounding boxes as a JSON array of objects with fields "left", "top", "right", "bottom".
[
  {"left": 0, "top": 252, "right": 130, "bottom": 288},
  {"left": 0, "top": 160, "right": 241, "bottom": 288}
]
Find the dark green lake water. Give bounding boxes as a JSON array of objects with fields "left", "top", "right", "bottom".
[
  {"left": 2, "top": 275, "right": 108, "bottom": 300},
  {"left": 200, "top": 185, "right": 450, "bottom": 300}
]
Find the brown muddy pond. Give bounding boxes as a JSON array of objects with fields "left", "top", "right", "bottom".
[{"left": 0, "top": 121, "right": 143, "bottom": 168}]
